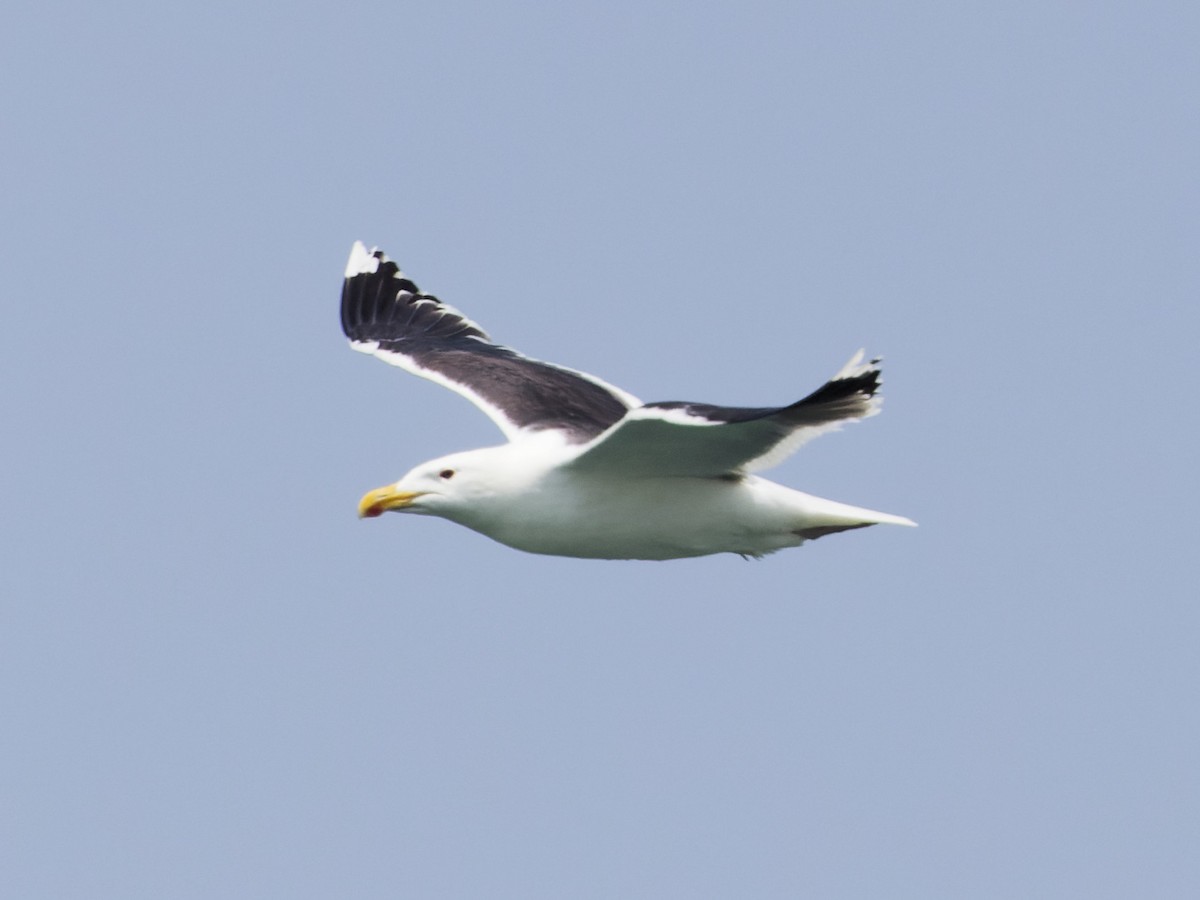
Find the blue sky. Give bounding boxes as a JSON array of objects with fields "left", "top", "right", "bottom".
[{"left": 3, "top": 1, "right": 1198, "bottom": 896}]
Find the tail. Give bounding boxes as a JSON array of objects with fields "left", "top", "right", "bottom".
[{"left": 792, "top": 494, "right": 917, "bottom": 541}]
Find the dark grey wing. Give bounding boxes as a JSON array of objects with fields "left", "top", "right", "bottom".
[
  {"left": 341, "top": 243, "right": 639, "bottom": 442},
  {"left": 566, "top": 351, "right": 884, "bottom": 477}
]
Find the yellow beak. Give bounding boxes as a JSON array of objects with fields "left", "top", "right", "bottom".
[{"left": 358, "top": 486, "right": 426, "bottom": 518}]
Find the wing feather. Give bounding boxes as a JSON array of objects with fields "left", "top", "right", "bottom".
[
  {"left": 341, "top": 243, "right": 638, "bottom": 443},
  {"left": 566, "top": 351, "right": 884, "bottom": 477}
]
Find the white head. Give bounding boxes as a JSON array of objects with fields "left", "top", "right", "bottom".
[
  {"left": 358, "top": 449, "right": 487, "bottom": 520},
  {"left": 356, "top": 442, "right": 555, "bottom": 526}
]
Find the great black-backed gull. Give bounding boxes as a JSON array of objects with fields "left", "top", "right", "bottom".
[{"left": 342, "top": 242, "right": 914, "bottom": 560}]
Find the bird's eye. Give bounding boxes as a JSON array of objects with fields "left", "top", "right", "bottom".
[{"left": 439, "top": 469, "right": 455, "bottom": 480}]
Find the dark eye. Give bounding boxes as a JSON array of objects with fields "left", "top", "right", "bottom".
[{"left": 439, "top": 469, "right": 455, "bottom": 480}]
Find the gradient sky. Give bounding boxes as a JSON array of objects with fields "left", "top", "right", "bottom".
[{"left": 3, "top": 2, "right": 1198, "bottom": 897}]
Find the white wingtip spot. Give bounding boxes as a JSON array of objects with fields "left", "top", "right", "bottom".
[
  {"left": 832, "top": 348, "right": 881, "bottom": 381},
  {"left": 345, "top": 241, "right": 380, "bottom": 278}
]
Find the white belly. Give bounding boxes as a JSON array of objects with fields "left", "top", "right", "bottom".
[{"left": 458, "top": 473, "right": 814, "bottom": 560}]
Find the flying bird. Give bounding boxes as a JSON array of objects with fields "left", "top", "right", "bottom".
[{"left": 342, "top": 242, "right": 914, "bottom": 560}]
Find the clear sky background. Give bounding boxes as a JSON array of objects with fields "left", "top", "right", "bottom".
[{"left": 3, "top": 1, "right": 1197, "bottom": 897}]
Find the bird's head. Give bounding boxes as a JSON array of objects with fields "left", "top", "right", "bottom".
[
  {"left": 357, "top": 451, "right": 472, "bottom": 519},
  {"left": 357, "top": 445, "right": 538, "bottom": 522}
]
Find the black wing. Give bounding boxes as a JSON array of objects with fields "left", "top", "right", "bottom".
[{"left": 341, "top": 242, "right": 637, "bottom": 442}]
